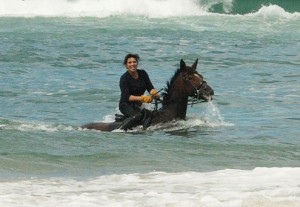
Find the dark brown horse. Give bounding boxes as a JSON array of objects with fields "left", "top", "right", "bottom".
[{"left": 81, "top": 59, "right": 214, "bottom": 131}]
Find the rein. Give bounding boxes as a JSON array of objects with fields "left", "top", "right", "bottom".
[{"left": 153, "top": 88, "right": 164, "bottom": 111}]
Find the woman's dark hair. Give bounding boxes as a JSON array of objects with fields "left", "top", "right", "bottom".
[{"left": 123, "top": 54, "right": 140, "bottom": 65}]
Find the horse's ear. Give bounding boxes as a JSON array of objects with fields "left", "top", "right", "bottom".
[
  {"left": 180, "top": 59, "right": 186, "bottom": 70},
  {"left": 192, "top": 58, "right": 198, "bottom": 70}
]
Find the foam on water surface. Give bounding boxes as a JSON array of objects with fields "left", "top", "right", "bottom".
[
  {"left": 0, "top": 0, "right": 299, "bottom": 18},
  {"left": 0, "top": 168, "right": 299, "bottom": 207}
]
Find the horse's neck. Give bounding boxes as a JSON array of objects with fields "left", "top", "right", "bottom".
[
  {"left": 153, "top": 87, "right": 187, "bottom": 120},
  {"left": 166, "top": 88, "right": 189, "bottom": 119},
  {"left": 151, "top": 78, "right": 189, "bottom": 124}
]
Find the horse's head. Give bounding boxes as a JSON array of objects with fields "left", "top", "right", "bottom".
[{"left": 180, "top": 59, "right": 214, "bottom": 101}]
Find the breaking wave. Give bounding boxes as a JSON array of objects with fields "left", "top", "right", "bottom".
[{"left": 0, "top": 0, "right": 299, "bottom": 18}]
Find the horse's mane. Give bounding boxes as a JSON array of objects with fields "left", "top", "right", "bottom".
[{"left": 161, "top": 67, "right": 182, "bottom": 102}]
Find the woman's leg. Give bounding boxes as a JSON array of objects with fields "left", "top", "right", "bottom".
[{"left": 119, "top": 104, "right": 143, "bottom": 130}]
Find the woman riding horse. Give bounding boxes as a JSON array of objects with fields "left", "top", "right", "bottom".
[
  {"left": 81, "top": 58, "right": 214, "bottom": 131},
  {"left": 118, "top": 54, "right": 160, "bottom": 131}
]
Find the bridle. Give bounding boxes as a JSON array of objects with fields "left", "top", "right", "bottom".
[
  {"left": 153, "top": 71, "right": 207, "bottom": 110},
  {"left": 182, "top": 71, "right": 207, "bottom": 107}
]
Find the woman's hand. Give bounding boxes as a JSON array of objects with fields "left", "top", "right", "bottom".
[
  {"left": 141, "top": 95, "right": 153, "bottom": 103},
  {"left": 150, "top": 89, "right": 160, "bottom": 99}
]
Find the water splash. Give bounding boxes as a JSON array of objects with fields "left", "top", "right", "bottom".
[
  {"left": 203, "top": 101, "right": 226, "bottom": 125},
  {"left": 187, "top": 102, "right": 233, "bottom": 128},
  {"left": 146, "top": 102, "right": 233, "bottom": 132},
  {"left": 248, "top": 5, "right": 300, "bottom": 18}
]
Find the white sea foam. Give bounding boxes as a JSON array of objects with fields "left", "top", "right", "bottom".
[
  {"left": 18, "top": 123, "right": 74, "bottom": 132},
  {"left": 0, "top": 168, "right": 299, "bottom": 207},
  {"left": 0, "top": 0, "right": 206, "bottom": 18},
  {"left": 247, "top": 5, "right": 300, "bottom": 18},
  {"left": 2, "top": 120, "right": 74, "bottom": 132},
  {"left": 1, "top": 0, "right": 298, "bottom": 18}
]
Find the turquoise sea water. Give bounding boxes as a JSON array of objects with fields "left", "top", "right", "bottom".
[{"left": 0, "top": 0, "right": 300, "bottom": 206}]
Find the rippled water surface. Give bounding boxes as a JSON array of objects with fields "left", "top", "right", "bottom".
[{"left": 0, "top": 1, "right": 299, "bottom": 206}]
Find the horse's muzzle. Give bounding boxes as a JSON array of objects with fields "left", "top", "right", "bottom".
[{"left": 197, "top": 82, "right": 214, "bottom": 101}]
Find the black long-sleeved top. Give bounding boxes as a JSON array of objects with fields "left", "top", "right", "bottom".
[{"left": 119, "top": 69, "right": 154, "bottom": 108}]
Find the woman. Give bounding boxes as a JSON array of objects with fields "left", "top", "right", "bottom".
[{"left": 118, "top": 54, "right": 159, "bottom": 130}]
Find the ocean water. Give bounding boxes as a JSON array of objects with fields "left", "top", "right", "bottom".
[{"left": 0, "top": 0, "right": 300, "bottom": 206}]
